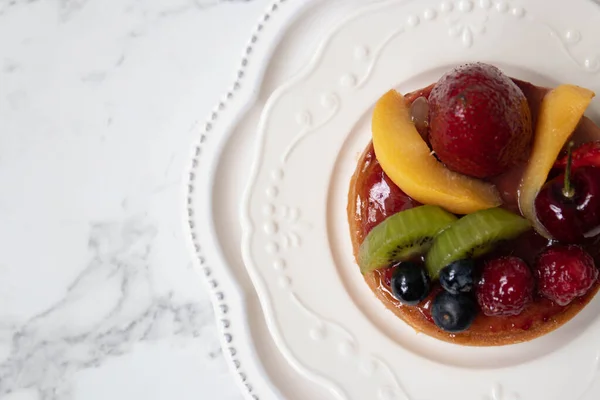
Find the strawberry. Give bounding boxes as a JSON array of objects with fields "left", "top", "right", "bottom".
[{"left": 428, "top": 62, "right": 533, "bottom": 178}]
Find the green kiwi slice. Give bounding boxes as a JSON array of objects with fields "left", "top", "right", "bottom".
[
  {"left": 358, "top": 205, "right": 458, "bottom": 274},
  {"left": 425, "top": 207, "right": 531, "bottom": 279}
]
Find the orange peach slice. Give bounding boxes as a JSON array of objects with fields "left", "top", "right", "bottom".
[
  {"left": 371, "top": 90, "right": 502, "bottom": 215},
  {"left": 518, "top": 84, "right": 595, "bottom": 238}
]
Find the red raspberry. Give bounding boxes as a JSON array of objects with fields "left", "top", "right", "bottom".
[
  {"left": 476, "top": 256, "right": 534, "bottom": 316},
  {"left": 534, "top": 245, "right": 598, "bottom": 306}
]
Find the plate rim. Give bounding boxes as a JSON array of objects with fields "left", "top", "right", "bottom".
[
  {"left": 183, "top": 0, "right": 317, "bottom": 399},
  {"left": 186, "top": 0, "right": 600, "bottom": 398},
  {"left": 236, "top": 0, "right": 600, "bottom": 398}
]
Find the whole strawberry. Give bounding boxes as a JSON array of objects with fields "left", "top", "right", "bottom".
[
  {"left": 476, "top": 256, "right": 534, "bottom": 316},
  {"left": 429, "top": 62, "right": 532, "bottom": 178},
  {"left": 535, "top": 245, "right": 598, "bottom": 306}
]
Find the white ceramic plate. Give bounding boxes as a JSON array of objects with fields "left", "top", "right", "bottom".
[{"left": 188, "top": 0, "right": 600, "bottom": 399}]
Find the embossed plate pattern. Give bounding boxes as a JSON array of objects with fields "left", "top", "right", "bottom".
[
  {"left": 238, "top": 0, "right": 600, "bottom": 399},
  {"left": 187, "top": 0, "right": 600, "bottom": 398}
]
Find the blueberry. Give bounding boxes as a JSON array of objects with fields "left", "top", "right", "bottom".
[
  {"left": 431, "top": 291, "right": 477, "bottom": 333},
  {"left": 439, "top": 259, "right": 474, "bottom": 294},
  {"left": 390, "top": 262, "right": 430, "bottom": 305}
]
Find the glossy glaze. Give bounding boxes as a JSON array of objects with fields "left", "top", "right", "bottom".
[{"left": 357, "top": 142, "right": 600, "bottom": 334}]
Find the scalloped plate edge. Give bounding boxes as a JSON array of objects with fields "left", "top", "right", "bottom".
[{"left": 183, "top": 1, "right": 321, "bottom": 399}]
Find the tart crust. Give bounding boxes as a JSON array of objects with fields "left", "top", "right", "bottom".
[{"left": 347, "top": 80, "right": 600, "bottom": 346}]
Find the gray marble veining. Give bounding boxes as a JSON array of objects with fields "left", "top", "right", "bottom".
[{"left": 0, "top": 0, "right": 265, "bottom": 398}]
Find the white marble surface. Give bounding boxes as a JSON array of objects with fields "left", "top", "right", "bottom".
[{"left": 0, "top": 0, "right": 270, "bottom": 398}]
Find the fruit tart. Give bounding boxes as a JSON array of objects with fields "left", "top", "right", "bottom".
[{"left": 347, "top": 62, "right": 600, "bottom": 346}]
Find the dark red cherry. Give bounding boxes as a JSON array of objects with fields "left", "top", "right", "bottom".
[{"left": 535, "top": 165, "right": 600, "bottom": 243}]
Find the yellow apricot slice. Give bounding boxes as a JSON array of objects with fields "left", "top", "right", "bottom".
[
  {"left": 518, "top": 84, "right": 595, "bottom": 238},
  {"left": 371, "top": 90, "right": 502, "bottom": 215}
]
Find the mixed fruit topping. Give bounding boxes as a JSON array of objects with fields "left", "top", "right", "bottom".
[
  {"left": 518, "top": 84, "right": 595, "bottom": 239},
  {"left": 358, "top": 62, "right": 600, "bottom": 334}
]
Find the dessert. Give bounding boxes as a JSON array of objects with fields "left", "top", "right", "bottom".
[{"left": 348, "top": 62, "right": 600, "bottom": 345}]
